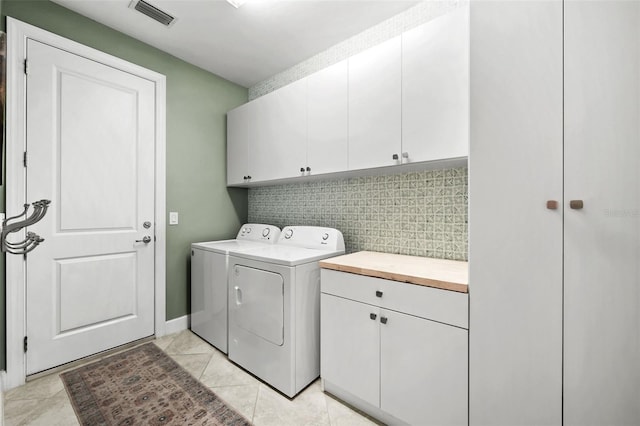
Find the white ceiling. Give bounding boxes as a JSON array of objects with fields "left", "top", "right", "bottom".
[{"left": 51, "top": 0, "right": 419, "bottom": 88}]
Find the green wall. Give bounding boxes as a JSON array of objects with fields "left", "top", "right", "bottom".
[{"left": 0, "top": 0, "right": 248, "bottom": 370}]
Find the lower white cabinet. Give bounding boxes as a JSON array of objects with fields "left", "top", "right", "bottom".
[{"left": 321, "top": 270, "right": 468, "bottom": 425}]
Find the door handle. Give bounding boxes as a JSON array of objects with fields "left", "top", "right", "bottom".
[
  {"left": 234, "top": 286, "right": 243, "bottom": 305},
  {"left": 570, "top": 200, "right": 584, "bottom": 210},
  {"left": 135, "top": 236, "right": 152, "bottom": 244}
]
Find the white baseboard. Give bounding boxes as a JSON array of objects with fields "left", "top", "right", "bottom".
[
  {"left": 1, "top": 370, "right": 5, "bottom": 425},
  {"left": 164, "top": 315, "right": 190, "bottom": 335}
]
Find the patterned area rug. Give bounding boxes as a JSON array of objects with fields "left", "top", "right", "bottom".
[{"left": 61, "top": 342, "right": 250, "bottom": 425}]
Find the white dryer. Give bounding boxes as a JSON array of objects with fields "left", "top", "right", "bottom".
[
  {"left": 190, "top": 224, "right": 281, "bottom": 353},
  {"left": 228, "top": 226, "right": 345, "bottom": 397}
]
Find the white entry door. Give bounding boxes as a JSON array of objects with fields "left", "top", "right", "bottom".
[{"left": 24, "top": 39, "right": 156, "bottom": 374}]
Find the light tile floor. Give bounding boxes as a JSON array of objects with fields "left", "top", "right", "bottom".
[{"left": 3, "top": 330, "right": 379, "bottom": 426}]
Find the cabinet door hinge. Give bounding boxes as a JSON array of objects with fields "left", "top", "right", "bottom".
[
  {"left": 23, "top": 336, "right": 28, "bottom": 353},
  {"left": 24, "top": 151, "right": 28, "bottom": 167},
  {"left": 24, "top": 59, "right": 28, "bottom": 75}
]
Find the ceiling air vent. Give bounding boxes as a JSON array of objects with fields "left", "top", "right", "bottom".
[{"left": 129, "top": 0, "right": 176, "bottom": 27}]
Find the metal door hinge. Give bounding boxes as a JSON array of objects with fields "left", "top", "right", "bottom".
[
  {"left": 24, "top": 59, "right": 28, "bottom": 75},
  {"left": 23, "top": 151, "right": 27, "bottom": 167},
  {"left": 24, "top": 336, "right": 28, "bottom": 352}
]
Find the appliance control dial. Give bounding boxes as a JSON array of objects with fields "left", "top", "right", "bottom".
[
  {"left": 262, "top": 228, "right": 270, "bottom": 237},
  {"left": 284, "top": 229, "right": 294, "bottom": 239},
  {"left": 322, "top": 233, "right": 329, "bottom": 241}
]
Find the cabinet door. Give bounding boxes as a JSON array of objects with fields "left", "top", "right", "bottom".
[
  {"left": 226, "top": 103, "right": 251, "bottom": 186},
  {"left": 307, "top": 60, "right": 348, "bottom": 175},
  {"left": 320, "top": 294, "right": 380, "bottom": 407},
  {"left": 380, "top": 310, "right": 467, "bottom": 426},
  {"left": 348, "top": 36, "right": 401, "bottom": 171},
  {"left": 402, "top": 7, "right": 469, "bottom": 163},
  {"left": 469, "top": 1, "right": 563, "bottom": 425},
  {"left": 251, "top": 78, "right": 307, "bottom": 182},
  {"left": 564, "top": 2, "right": 640, "bottom": 424}
]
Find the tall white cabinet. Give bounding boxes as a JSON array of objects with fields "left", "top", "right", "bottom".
[
  {"left": 563, "top": 2, "right": 640, "bottom": 424},
  {"left": 470, "top": 1, "right": 639, "bottom": 425}
]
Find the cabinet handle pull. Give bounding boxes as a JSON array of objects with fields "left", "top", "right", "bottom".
[
  {"left": 247, "top": 176, "right": 251, "bottom": 180},
  {"left": 570, "top": 200, "right": 584, "bottom": 210},
  {"left": 375, "top": 290, "right": 383, "bottom": 298},
  {"left": 546, "top": 200, "right": 558, "bottom": 210},
  {"left": 300, "top": 167, "right": 305, "bottom": 173},
  {"left": 306, "top": 166, "right": 311, "bottom": 172},
  {"left": 380, "top": 317, "right": 388, "bottom": 324},
  {"left": 243, "top": 176, "right": 247, "bottom": 180},
  {"left": 392, "top": 154, "right": 399, "bottom": 160},
  {"left": 370, "top": 313, "right": 377, "bottom": 320},
  {"left": 402, "top": 152, "right": 409, "bottom": 159}
]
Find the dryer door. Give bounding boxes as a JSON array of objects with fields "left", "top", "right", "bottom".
[{"left": 231, "top": 265, "right": 284, "bottom": 345}]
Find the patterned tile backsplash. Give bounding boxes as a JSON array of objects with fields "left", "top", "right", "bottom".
[{"left": 248, "top": 167, "right": 468, "bottom": 261}]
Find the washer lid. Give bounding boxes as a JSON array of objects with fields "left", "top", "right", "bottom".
[
  {"left": 229, "top": 245, "right": 345, "bottom": 266},
  {"left": 191, "top": 240, "right": 271, "bottom": 254}
]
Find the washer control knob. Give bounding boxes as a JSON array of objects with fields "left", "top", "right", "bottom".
[
  {"left": 262, "top": 228, "right": 270, "bottom": 237},
  {"left": 322, "top": 233, "right": 329, "bottom": 241},
  {"left": 284, "top": 229, "right": 294, "bottom": 239},
  {"left": 245, "top": 227, "right": 251, "bottom": 233}
]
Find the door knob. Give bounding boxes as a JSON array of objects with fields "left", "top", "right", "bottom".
[
  {"left": 136, "top": 236, "right": 152, "bottom": 244},
  {"left": 569, "top": 200, "right": 584, "bottom": 210}
]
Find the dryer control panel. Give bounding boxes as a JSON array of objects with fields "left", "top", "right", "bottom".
[
  {"left": 237, "top": 224, "right": 281, "bottom": 243},
  {"left": 278, "top": 226, "right": 345, "bottom": 251}
]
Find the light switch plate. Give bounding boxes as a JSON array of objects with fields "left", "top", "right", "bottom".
[{"left": 169, "top": 212, "right": 179, "bottom": 225}]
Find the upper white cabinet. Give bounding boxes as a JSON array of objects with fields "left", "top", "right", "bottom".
[
  {"left": 226, "top": 7, "right": 470, "bottom": 186},
  {"left": 226, "top": 102, "right": 252, "bottom": 186},
  {"left": 250, "top": 78, "right": 307, "bottom": 182},
  {"left": 402, "top": 7, "right": 469, "bottom": 163},
  {"left": 307, "top": 60, "right": 348, "bottom": 175},
  {"left": 348, "top": 36, "right": 402, "bottom": 171}
]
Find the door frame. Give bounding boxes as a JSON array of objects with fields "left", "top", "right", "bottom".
[{"left": 4, "top": 17, "right": 167, "bottom": 389}]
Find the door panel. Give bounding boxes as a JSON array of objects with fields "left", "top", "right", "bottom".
[
  {"left": 58, "top": 253, "right": 136, "bottom": 332},
  {"left": 320, "top": 294, "right": 379, "bottom": 407},
  {"left": 380, "top": 310, "right": 467, "bottom": 426},
  {"left": 348, "top": 36, "right": 401, "bottom": 170},
  {"left": 402, "top": 6, "right": 469, "bottom": 163},
  {"left": 251, "top": 79, "right": 307, "bottom": 181},
  {"left": 231, "top": 265, "right": 284, "bottom": 346},
  {"left": 307, "top": 60, "right": 348, "bottom": 175},
  {"left": 469, "top": 1, "right": 564, "bottom": 424},
  {"left": 58, "top": 71, "right": 137, "bottom": 230},
  {"left": 564, "top": 2, "right": 640, "bottom": 424},
  {"left": 25, "top": 39, "right": 155, "bottom": 374}
]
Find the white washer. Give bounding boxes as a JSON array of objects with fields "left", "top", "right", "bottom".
[
  {"left": 190, "top": 224, "right": 281, "bottom": 353},
  {"left": 228, "top": 226, "right": 345, "bottom": 397}
]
